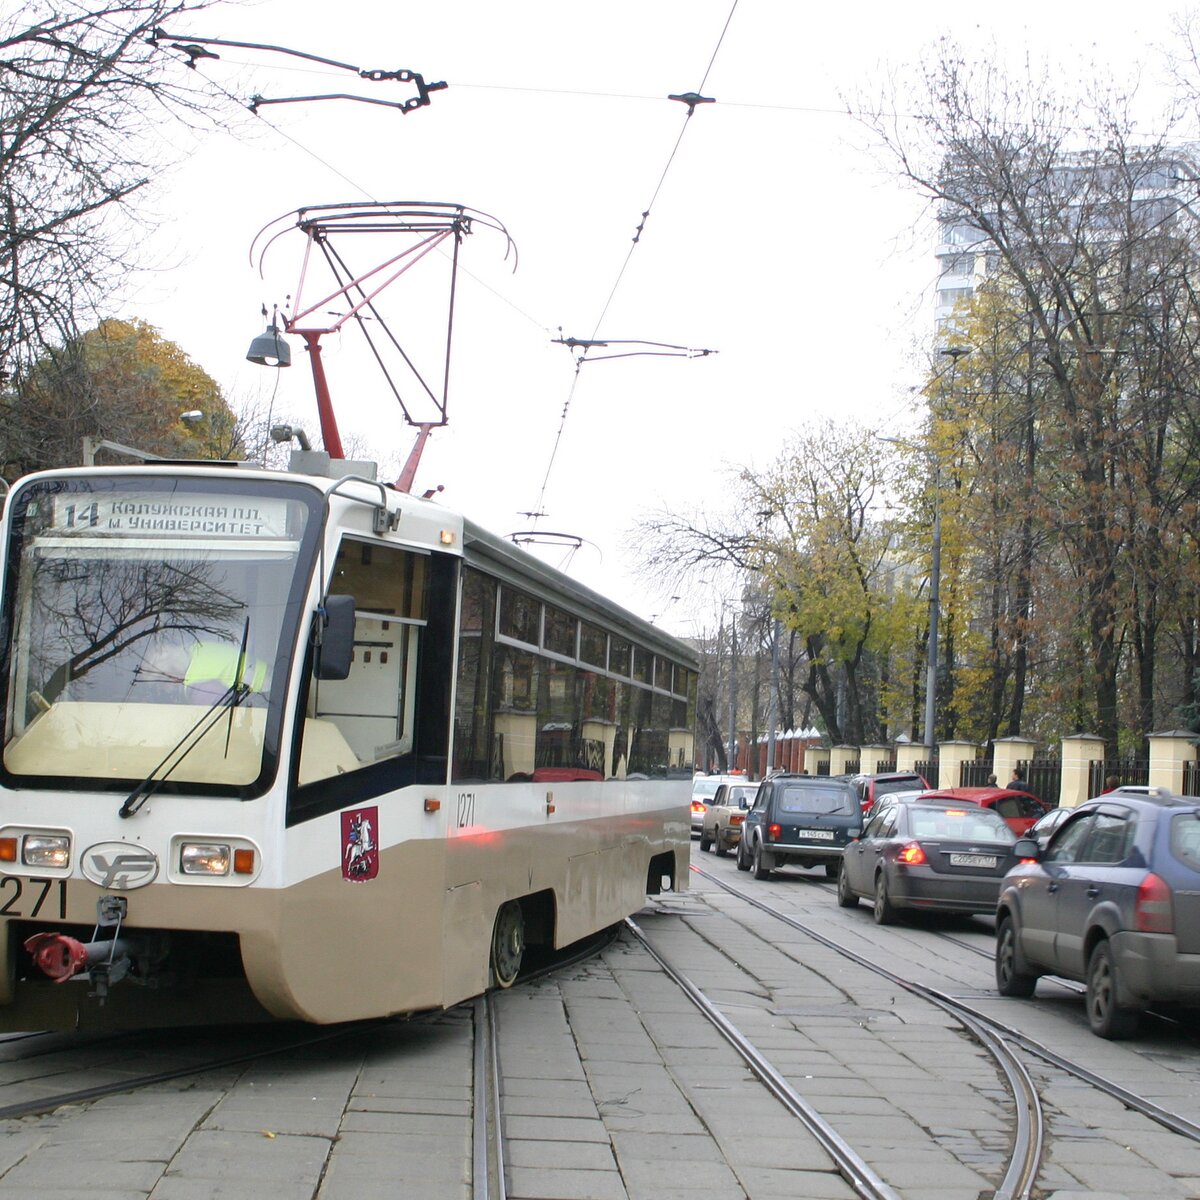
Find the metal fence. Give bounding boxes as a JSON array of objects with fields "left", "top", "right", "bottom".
[
  {"left": 1184, "top": 761, "right": 1200, "bottom": 797},
  {"left": 875, "top": 757, "right": 897, "bottom": 774},
  {"left": 1088, "top": 758, "right": 1149, "bottom": 795},
  {"left": 960, "top": 759, "right": 996, "bottom": 787},
  {"left": 1018, "top": 758, "right": 1062, "bottom": 804},
  {"left": 915, "top": 756, "right": 938, "bottom": 782}
]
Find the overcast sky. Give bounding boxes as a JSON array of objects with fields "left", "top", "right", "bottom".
[{"left": 129, "top": 0, "right": 1190, "bottom": 637}]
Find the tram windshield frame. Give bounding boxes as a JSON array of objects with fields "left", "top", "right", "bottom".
[{"left": 0, "top": 473, "right": 324, "bottom": 798}]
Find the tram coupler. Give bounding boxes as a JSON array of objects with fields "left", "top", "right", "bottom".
[
  {"left": 23, "top": 895, "right": 167, "bottom": 1002},
  {"left": 23, "top": 931, "right": 136, "bottom": 983}
]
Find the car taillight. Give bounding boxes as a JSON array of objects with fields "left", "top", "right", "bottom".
[
  {"left": 898, "top": 842, "right": 927, "bottom": 866},
  {"left": 767, "top": 823, "right": 781, "bottom": 841},
  {"left": 731, "top": 813, "right": 745, "bottom": 825},
  {"left": 1135, "top": 872, "right": 1173, "bottom": 933},
  {"left": 691, "top": 801, "right": 704, "bottom": 814}
]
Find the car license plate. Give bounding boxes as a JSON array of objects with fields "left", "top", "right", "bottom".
[
  {"left": 949, "top": 853, "right": 997, "bottom": 868},
  {"left": 800, "top": 829, "right": 835, "bottom": 841}
]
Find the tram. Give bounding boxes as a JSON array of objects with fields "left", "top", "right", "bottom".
[{"left": 0, "top": 458, "right": 695, "bottom": 1029}]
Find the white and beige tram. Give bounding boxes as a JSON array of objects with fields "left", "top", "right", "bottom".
[{"left": 0, "top": 459, "right": 694, "bottom": 1029}]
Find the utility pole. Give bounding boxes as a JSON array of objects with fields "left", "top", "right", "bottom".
[
  {"left": 727, "top": 618, "right": 738, "bottom": 772},
  {"left": 764, "top": 617, "right": 781, "bottom": 776},
  {"left": 928, "top": 345, "right": 969, "bottom": 747}
]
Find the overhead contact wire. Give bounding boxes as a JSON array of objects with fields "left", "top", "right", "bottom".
[{"left": 531, "top": 0, "right": 741, "bottom": 523}]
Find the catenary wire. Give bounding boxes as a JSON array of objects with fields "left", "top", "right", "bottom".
[{"left": 528, "top": 0, "right": 741, "bottom": 523}]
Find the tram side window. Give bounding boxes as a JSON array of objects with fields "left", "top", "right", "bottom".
[
  {"left": 298, "top": 538, "right": 428, "bottom": 787},
  {"left": 448, "top": 566, "right": 693, "bottom": 785},
  {"left": 491, "top": 645, "right": 539, "bottom": 779},
  {"left": 628, "top": 687, "right": 671, "bottom": 777},
  {"left": 452, "top": 567, "right": 495, "bottom": 781}
]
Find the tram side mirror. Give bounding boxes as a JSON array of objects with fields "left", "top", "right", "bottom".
[{"left": 316, "top": 594, "right": 356, "bottom": 680}]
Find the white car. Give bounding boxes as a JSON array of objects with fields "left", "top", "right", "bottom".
[
  {"left": 700, "top": 781, "right": 759, "bottom": 854},
  {"left": 690, "top": 773, "right": 750, "bottom": 837}
]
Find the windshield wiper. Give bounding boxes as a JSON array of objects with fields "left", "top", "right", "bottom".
[
  {"left": 118, "top": 682, "right": 249, "bottom": 818},
  {"left": 118, "top": 620, "right": 254, "bottom": 820}
]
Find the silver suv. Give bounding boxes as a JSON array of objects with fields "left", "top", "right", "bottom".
[{"left": 995, "top": 790, "right": 1200, "bottom": 1038}]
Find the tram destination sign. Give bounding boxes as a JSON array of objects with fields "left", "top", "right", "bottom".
[{"left": 50, "top": 493, "right": 292, "bottom": 540}]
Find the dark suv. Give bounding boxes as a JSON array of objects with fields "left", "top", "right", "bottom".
[
  {"left": 995, "top": 789, "right": 1200, "bottom": 1038},
  {"left": 737, "top": 773, "right": 862, "bottom": 879}
]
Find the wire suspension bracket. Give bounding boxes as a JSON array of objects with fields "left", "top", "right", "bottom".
[{"left": 149, "top": 29, "right": 447, "bottom": 114}]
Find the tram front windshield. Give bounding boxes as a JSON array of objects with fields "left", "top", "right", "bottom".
[{"left": 0, "top": 476, "right": 321, "bottom": 795}]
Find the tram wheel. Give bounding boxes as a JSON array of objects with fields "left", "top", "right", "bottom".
[{"left": 491, "top": 900, "right": 525, "bottom": 989}]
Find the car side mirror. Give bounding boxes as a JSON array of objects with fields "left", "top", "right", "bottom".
[
  {"left": 1012, "top": 837, "right": 1040, "bottom": 860},
  {"left": 315, "top": 594, "right": 355, "bottom": 680}
]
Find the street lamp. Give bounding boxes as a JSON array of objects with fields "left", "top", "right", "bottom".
[
  {"left": 878, "top": 343, "right": 970, "bottom": 750},
  {"left": 922, "top": 345, "right": 970, "bottom": 748}
]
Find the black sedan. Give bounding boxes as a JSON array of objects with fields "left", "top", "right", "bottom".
[{"left": 837, "top": 800, "right": 1020, "bottom": 924}]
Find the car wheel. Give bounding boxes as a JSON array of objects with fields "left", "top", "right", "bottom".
[
  {"left": 699, "top": 830, "right": 712, "bottom": 853},
  {"left": 824, "top": 861, "right": 839, "bottom": 879},
  {"left": 873, "top": 872, "right": 896, "bottom": 925},
  {"left": 752, "top": 843, "right": 773, "bottom": 881},
  {"left": 836, "top": 861, "right": 859, "bottom": 908},
  {"left": 736, "top": 837, "right": 751, "bottom": 872},
  {"left": 1086, "top": 940, "right": 1140, "bottom": 1039},
  {"left": 994, "top": 915, "right": 1037, "bottom": 998},
  {"left": 714, "top": 838, "right": 728, "bottom": 857}
]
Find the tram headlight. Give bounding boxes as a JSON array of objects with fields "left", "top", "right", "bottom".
[
  {"left": 169, "top": 837, "right": 259, "bottom": 885},
  {"left": 180, "top": 843, "right": 231, "bottom": 876},
  {"left": 22, "top": 834, "right": 70, "bottom": 869}
]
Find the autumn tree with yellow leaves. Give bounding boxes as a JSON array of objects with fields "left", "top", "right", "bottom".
[{"left": 0, "top": 319, "right": 242, "bottom": 477}]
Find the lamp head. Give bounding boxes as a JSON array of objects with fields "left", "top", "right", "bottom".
[
  {"left": 270, "top": 423, "right": 311, "bottom": 451},
  {"left": 246, "top": 323, "right": 291, "bottom": 368}
]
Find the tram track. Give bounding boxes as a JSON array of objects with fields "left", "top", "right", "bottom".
[
  {"left": 473, "top": 995, "right": 506, "bottom": 1200},
  {"left": 678, "top": 866, "right": 1042, "bottom": 1198},
  {"left": 0, "top": 1020, "right": 387, "bottom": 1121},
  {"left": 693, "top": 863, "right": 1200, "bottom": 1171},
  {"left": 624, "top": 915, "right": 903, "bottom": 1200}
]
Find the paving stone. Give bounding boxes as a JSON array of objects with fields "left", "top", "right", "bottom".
[
  {"left": 505, "top": 1166, "right": 628, "bottom": 1200},
  {"left": 504, "top": 1138, "right": 619, "bottom": 1171},
  {"left": 503, "top": 1115, "right": 614, "bottom": 1144},
  {"left": 164, "top": 1129, "right": 329, "bottom": 1184}
]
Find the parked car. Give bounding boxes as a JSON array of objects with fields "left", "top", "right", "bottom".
[
  {"left": 850, "top": 771, "right": 930, "bottom": 815},
  {"left": 919, "top": 786, "right": 1051, "bottom": 835},
  {"left": 690, "top": 772, "right": 749, "bottom": 837},
  {"left": 995, "top": 791, "right": 1200, "bottom": 1039},
  {"left": 838, "top": 800, "right": 1021, "bottom": 924},
  {"left": 700, "top": 781, "right": 759, "bottom": 855},
  {"left": 738, "top": 773, "right": 862, "bottom": 879},
  {"left": 864, "top": 788, "right": 930, "bottom": 820},
  {"left": 1027, "top": 804, "right": 1072, "bottom": 849}
]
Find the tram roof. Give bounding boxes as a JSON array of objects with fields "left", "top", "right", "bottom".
[{"left": 462, "top": 517, "right": 697, "bottom": 668}]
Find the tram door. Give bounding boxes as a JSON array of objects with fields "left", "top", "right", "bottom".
[{"left": 309, "top": 537, "right": 425, "bottom": 769}]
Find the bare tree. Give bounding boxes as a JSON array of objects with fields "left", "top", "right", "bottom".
[{"left": 0, "top": 1, "right": 213, "bottom": 379}]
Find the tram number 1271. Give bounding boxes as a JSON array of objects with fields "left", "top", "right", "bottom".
[{"left": 456, "top": 792, "right": 476, "bottom": 829}]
